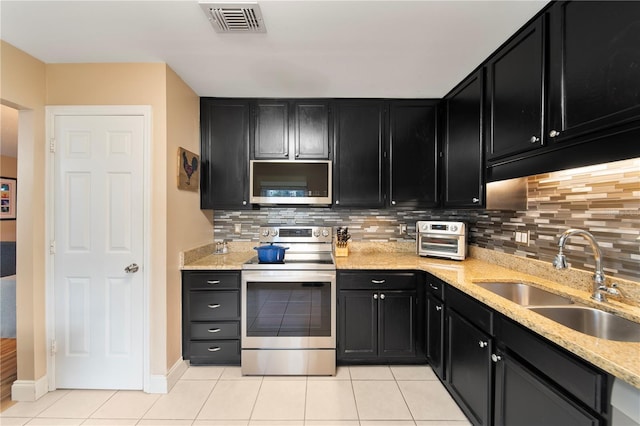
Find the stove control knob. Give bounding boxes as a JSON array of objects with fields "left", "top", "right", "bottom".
[
  {"left": 313, "top": 229, "right": 320, "bottom": 237},
  {"left": 261, "top": 229, "right": 270, "bottom": 237},
  {"left": 270, "top": 228, "right": 278, "bottom": 237},
  {"left": 422, "top": 224, "right": 429, "bottom": 231},
  {"left": 450, "top": 225, "right": 458, "bottom": 232},
  {"left": 321, "top": 228, "right": 330, "bottom": 237}
]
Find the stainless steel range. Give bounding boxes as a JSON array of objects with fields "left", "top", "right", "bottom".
[{"left": 241, "top": 225, "right": 336, "bottom": 376}]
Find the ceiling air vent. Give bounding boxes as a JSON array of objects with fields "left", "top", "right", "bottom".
[{"left": 200, "top": 2, "right": 266, "bottom": 33}]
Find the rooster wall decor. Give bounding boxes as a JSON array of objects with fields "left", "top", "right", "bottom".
[{"left": 177, "top": 147, "right": 200, "bottom": 191}]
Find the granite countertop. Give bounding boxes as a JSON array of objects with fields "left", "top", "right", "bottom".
[{"left": 182, "top": 245, "right": 640, "bottom": 389}]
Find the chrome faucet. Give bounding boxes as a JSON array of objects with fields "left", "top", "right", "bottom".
[{"left": 553, "top": 228, "right": 617, "bottom": 302}]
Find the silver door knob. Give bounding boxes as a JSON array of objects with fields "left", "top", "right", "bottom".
[
  {"left": 549, "top": 129, "right": 560, "bottom": 138},
  {"left": 380, "top": 294, "right": 385, "bottom": 300},
  {"left": 492, "top": 354, "right": 502, "bottom": 362},
  {"left": 124, "top": 263, "right": 139, "bottom": 273},
  {"left": 478, "top": 340, "right": 488, "bottom": 348},
  {"left": 435, "top": 305, "right": 442, "bottom": 311},
  {"left": 373, "top": 294, "right": 378, "bottom": 300},
  {"left": 529, "top": 136, "right": 540, "bottom": 144},
  {"left": 472, "top": 197, "right": 480, "bottom": 203}
]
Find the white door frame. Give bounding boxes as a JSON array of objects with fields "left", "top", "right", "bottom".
[{"left": 45, "top": 105, "right": 152, "bottom": 392}]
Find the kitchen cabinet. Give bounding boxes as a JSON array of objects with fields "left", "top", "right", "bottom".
[
  {"left": 388, "top": 100, "right": 439, "bottom": 208},
  {"left": 547, "top": 1, "right": 640, "bottom": 146},
  {"left": 252, "top": 100, "right": 330, "bottom": 160},
  {"left": 200, "top": 98, "right": 250, "bottom": 209},
  {"left": 337, "top": 271, "right": 424, "bottom": 363},
  {"left": 442, "top": 70, "right": 484, "bottom": 208},
  {"left": 182, "top": 271, "right": 241, "bottom": 365},
  {"left": 485, "top": 16, "right": 545, "bottom": 162},
  {"left": 333, "top": 100, "right": 386, "bottom": 207},
  {"left": 425, "top": 274, "right": 445, "bottom": 380},
  {"left": 446, "top": 287, "right": 494, "bottom": 426}
]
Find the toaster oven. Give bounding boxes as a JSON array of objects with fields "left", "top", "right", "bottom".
[{"left": 416, "top": 221, "right": 467, "bottom": 261}]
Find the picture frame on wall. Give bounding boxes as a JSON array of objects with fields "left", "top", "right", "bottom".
[
  {"left": 0, "top": 177, "right": 16, "bottom": 220},
  {"left": 177, "top": 147, "right": 200, "bottom": 191}
]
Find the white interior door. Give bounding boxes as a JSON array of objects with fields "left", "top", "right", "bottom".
[{"left": 53, "top": 114, "right": 144, "bottom": 389}]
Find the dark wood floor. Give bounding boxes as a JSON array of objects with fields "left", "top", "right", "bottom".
[{"left": 0, "top": 338, "right": 17, "bottom": 411}]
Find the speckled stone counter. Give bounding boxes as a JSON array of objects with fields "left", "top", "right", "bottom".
[{"left": 182, "top": 243, "right": 640, "bottom": 389}]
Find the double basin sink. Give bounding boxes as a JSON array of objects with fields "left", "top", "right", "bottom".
[{"left": 475, "top": 282, "right": 640, "bottom": 342}]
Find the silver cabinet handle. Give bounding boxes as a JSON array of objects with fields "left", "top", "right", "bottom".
[
  {"left": 391, "top": 201, "right": 396, "bottom": 205},
  {"left": 380, "top": 294, "right": 385, "bottom": 300},
  {"left": 207, "top": 280, "right": 221, "bottom": 285},
  {"left": 124, "top": 263, "right": 139, "bottom": 273},
  {"left": 472, "top": 197, "right": 480, "bottom": 203},
  {"left": 492, "top": 354, "right": 502, "bottom": 362},
  {"left": 208, "top": 347, "right": 222, "bottom": 352},
  {"left": 207, "top": 304, "right": 221, "bottom": 309},
  {"left": 208, "top": 328, "right": 221, "bottom": 333},
  {"left": 429, "top": 283, "right": 439, "bottom": 290},
  {"left": 529, "top": 136, "right": 540, "bottom": 144},
  {"left": 549, "top": 129, "right": 560, "bottom": 138},
  {"left": 371, "top": 279, "right": 386, "bottom": 284},
  {"left": 335, "top": 200, "right": 340, "bottom": 205},
  {"left": 242, "top": 201, "right": 247, "bottom": 205},
  {"left": 478, "top": 341, "right": 488, "bottom": 348},
  {"left": 435, "top": 305, "right": 442, "bottom": 311},
  {"left": 373, "top": 294, "right": 378, "bottom": 300}
]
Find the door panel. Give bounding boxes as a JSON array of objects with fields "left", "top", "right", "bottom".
[{"left": 54, "top": 114, "right": 144, "bottom": 390}]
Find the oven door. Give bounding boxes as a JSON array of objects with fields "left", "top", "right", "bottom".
[
  {"left": 418, "top": 232, "right": 465, "bottom": 260},
  {"left": 241, "top": 270, "right": 336, "bottom": 349}
]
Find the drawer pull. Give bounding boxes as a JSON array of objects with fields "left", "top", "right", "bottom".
[
  {"left": 208, "top": 347, "right": 222, "bottom": 352},
  {"left": 436, "top": 305, "right": 442, "bottom": 311},
  {"left": 207, "top": 304, "right": 221, "bottom": 309},
  {"left": 429, "top": 283, "right": 439, "bottom": 290},
  {"left": 207, "top": 280, "right": 221, "bottom": 285},
  {"left": 479, "top": 340, "right": 488, "bottom": 348},
  {"left": 208, "top": 328, "right": 221, "bottom": 333},
  {"left": 371, "top": 279, "right": 386, "bottom": 284}
]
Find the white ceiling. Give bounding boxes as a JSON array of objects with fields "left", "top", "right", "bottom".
[{"left": 0, "top": 0, "right": 549, "bottom": 98}]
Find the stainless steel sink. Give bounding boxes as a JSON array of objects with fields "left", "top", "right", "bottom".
[
  {"left": 529, "top": 306, "right": 640, "bottom": 342},
  {"left": 475, "top": 282, "right": 574, "bottom": 306}
]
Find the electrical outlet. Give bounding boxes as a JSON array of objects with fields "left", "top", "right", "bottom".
[
  {"left": 234, "top": 223, "right": 242, "bottom": 234},
  {"left": 399, "top": 223, "right": 407, "bottom": 235},
  {"left": 515, "top": 231, "right": 530, "bottom": 246}
]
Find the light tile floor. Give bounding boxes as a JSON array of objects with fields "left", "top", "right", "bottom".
[{"left": 0, "top": 365, "right": 470, "bottom": 426}]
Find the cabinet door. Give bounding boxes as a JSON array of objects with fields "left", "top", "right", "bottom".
[
  {"left": 426, "top": 294, "right": 445, "bottom": 379},
  {"left": 333, "top": 101, "right": 385, "bottom": 207},
  {"left": 338, "top": 290, "right": 378, "bottom": 360},
  {"left": 200, "top": 99, "right": 250, "bottom": 209},
  {"left": 447, "top": 309, "right": 492, "bottom": 426},
  {"left": 388, "top": 101, "right": 438, "bottom": 208},
  {"left": 547, "top": 1, "right": 640, "bottom": 143},
  {"left": 379, "top": 291, "right": 417, "bottom": 358},
  {"left": 293, "top": 101, "right": 330, "bottom": 159},
  {"left": 494, "top": 352, "right": 601, "bottom": 426},
  {"left": 443, "top": 71, "right": 484, "bottom": 208},
  {"left": 486, "top": 16, "right": 545, "bottom": 161},
  {"left": 254, "top": 100, "right": 289, "bottom": 159}
]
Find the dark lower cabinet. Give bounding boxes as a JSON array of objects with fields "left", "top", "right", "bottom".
[
  {"left": 446, "top": 309, "right": 493, "bottom": 426},
  {"left": 337, "top": 271, "right": 424, "bottom": 363},
  {"left": 425, "top": 275, "right": 445, "bottom": 380},
  {"left": 182, "top": 271, "right": 241, "bottom": 365},
  {"left": 494, "top": 351, "right": 601, "bottom": 426}
]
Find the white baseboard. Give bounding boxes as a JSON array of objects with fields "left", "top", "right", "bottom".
[
  {"left": 146, "top": 358, "right": 187, "bottom": 394},
  {"left": 12, "top": 375, "right": 48, "bottom": 401}
]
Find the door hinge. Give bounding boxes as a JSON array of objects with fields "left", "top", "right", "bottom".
[
  {"left": 49, "top": 138, "right": 56, "bottom": 153},
  {"left": 49, "top": 240, "right": 56, "bottom": 255},
  {"left": 51, "top": 340, "right": 57, "bottom": 355}
]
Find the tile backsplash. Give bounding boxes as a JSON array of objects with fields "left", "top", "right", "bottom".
[{"left": 213, "top": 157, "right": 639, "bottom": 281}]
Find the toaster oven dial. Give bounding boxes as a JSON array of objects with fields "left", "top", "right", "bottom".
[
  {"left": 313, "top": 229, "right": 320, "bottom": 237},
  {"left": 321, "top": 228, "right": 330, "bottom": 237},
  {"left": 450, "top": 225, "right": 458, "bottom": 232},
  {"left": 270, "top": 228, "right": 278, "bottom": 237}
]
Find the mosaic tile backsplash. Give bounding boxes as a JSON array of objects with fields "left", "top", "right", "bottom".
[{"left": 213, "top": 158, "right": 639, "bottom": 281}]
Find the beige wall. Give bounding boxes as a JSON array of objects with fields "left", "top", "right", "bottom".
[
  {"left": 0, "top": 40, "right": 48, "bottom": 382},
  {"left": 165, "top": 66, "right": 212, "bottom": 368},
  {"left": 2, "top": 43, "right": 211, "bottom": 390},
  {"left": 0, "top": 155, "right": 17, "bottom": 241}
]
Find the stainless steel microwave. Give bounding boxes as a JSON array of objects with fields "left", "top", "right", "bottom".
[{"left": 249, "top": 160, "right": 332, "bottom": 205}]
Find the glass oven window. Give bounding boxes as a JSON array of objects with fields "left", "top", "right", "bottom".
[
  {"left": 420, "top": 235, "right": 459, "bottom": 254},
  {"left": 246, "top": 281, "right": 331, "bottom": 337}
]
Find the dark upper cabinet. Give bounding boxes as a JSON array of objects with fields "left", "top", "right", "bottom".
[
  {"left": 547, "top": 1, "right": 640, "bottom": 143},
  {"left": 443, "top": 70, "right": 484, "bottom": 208},
  {"left": 388, "top": 101, "right": 439, "bottom": 208},
  {"left": 200, "top": 98, "right": 250, "bottom": 209},
  {"left": 252, "top": 100, "right": 330, "bottom": 160},
  {"left": 486, "top": 16, "right": 545, "bottom": 162},
  {"left": 333, "top": 100, "right": 386, "bottom": 207}
]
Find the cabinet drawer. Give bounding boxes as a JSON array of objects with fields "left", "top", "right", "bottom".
[
  {"left": 447, "top": 286, "right": 492, "bottom": 334},
  {"left": 190, "top": 291, "right": 240, "bottom": 320},
  {"left": 191, "top": 322, "right": 240, "bottom": 340},
  {"left": 425, "top": 274, "right": 445, "bottom": 300},
  {"left": 184, "top": 271, "right": 240, "bottom": 290},
  {"left": 339, "top": 272, "right": 417, "bottom": 290},
  {"left": 189, "top": 340, "right": 240, "bottom": 365},
  {"left": 496, "top": 316, "right": 607, "bottom": 412}
]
